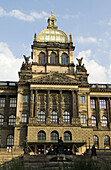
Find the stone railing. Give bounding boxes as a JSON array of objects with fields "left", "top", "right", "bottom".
[
  {"left": 0, "top": 81, "right": 16, "bottom": 86},
  {"left": 90, "top": 84, "right": 111, "bottom": 89}
]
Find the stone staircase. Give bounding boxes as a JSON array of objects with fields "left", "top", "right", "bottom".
[{"left": 0, "top": 148, "right": 24, "bottom": 165}]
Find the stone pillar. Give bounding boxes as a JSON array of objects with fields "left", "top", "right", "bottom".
[
  {"left": 34, "top": 90, "right": 38, "bottom": 117},
  {"left": 72, "top": 90, "right": 74, "bottom": 118},
  {"left": 76, "top": 91, "right": 79, "bottom": 117},
  {"left": 4, "top": 95, "right": 9, "bottom": 122},
  {"left": 59, "top": 90, "right": 63, "bottom": 124},
  {"left": 107, "top": 98, "right": 111, "bottom": 128},
  {"left": 46, "top": 90, "right": 50, "bottom": 124},
  {"left": 96, "top": 97, "right": 100, "bottom": 127},
  {"left": 30, "top": 90, "right": 33, "bottom": 117}
]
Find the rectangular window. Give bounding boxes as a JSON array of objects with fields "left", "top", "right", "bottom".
[
  {"left": 10, "top": 98, "right": 16, "bottom": 107},
  {"left": 0, "top": 98, "right": 5, "bottom": 107},
  {"left": 90, "top": 99, "right": 95, "bottom": 109},
  {"left": 100, "top": 99, "right": 106, "bottom": 109},
  {"left": 80, "top": 96, "right": 85, "bottom": 104},
  {"left": 23, "top": 95, "right": 28, "bottom": 103},
  {"left": 22, "top": 113, "right": 27, "bottom": 123},
  {"left": 81, "top": 114, "right": 86, "bottom": 124}
]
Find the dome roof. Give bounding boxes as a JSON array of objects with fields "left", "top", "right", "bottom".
[
  {"left": 37, "top": 11, "right": 68, "bottom": 43},
  {"left": 37, "top": 29, "right": 68, "bottom": 43}
]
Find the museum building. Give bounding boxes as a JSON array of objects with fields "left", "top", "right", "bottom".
[{"left": 0, "top": 11, "right": 111, "bottom": 154}]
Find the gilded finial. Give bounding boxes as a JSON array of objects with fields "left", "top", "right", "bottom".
[
  {"left": 69, "top": 32, "right": 72, "bottom": 43},
  {"left": 51, "top": 11, "right": 53, "bottom": 15},
  {"left": 34, "top": 31, "right": 37, "bottom": 41}
]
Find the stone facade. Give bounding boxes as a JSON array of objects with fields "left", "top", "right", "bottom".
[{"left": 0, "top": 12, "right": 111, "bottom": 154}]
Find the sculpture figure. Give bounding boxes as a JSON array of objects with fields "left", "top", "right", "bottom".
[
  {"left": 91, "top": 145, "right": 97, "bottom": 156},
  {"left": 76, "top": 57, "right": 83, "bottom": 66},
  {"left": 23, "top": 55, "right": 30, "bottom": 65}
]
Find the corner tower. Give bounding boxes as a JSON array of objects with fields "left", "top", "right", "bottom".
[{"left": 31, "top": 12, "right": 75, "bottom": 78}]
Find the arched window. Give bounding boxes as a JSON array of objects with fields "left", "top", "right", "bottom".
[
  {"left": 38, "top": 111, "right": 45, "bottom": 122},
  {"left": 104, "top": 136, "right": 110, "bottom": 148},
  {"left": 91, "top": 116, "right": 96, "bottom": 127},
  {"left": 38, "top": 131, "right": 46, "bottom": 141},
  {"left": 61, "top": 53, "right": 68, "bottom": 65},
  {"left": 64, "top": 131, "right": 72, "bottom": 141},
  {"left": 94, "top": 135, "right": 99, "bottom": 148},
  {"left": 0, "top": 114, "right": 4, "bottom": 125},
  {"left": 39, "top": 52, "right": 45, "bottom": 64},
  {"left": 63, "top": 111, "right": 70, "bottom": 123},
  {"left": 51, "top": 111, "right": 58, "bottom": 122},
  {"left": 7, "top": 135, "right": 14, "bottom": 146},
  {"left": 101, "top": 116, "right": 107, "bottom": 127},
  {"left": 8, "top": 115, "right": 15, "bottom": 126},
  {"left": 51, "top": 131, "right": 59, "bottom": 141},
  {"left": 0, "top": 136, "right": 1, "bottom": 146},
  {"left": 50, "top": 52, "right": 57, "bottom": 64}
]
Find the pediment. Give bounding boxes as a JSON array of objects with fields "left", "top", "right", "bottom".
[{"left": 28, "top": 72, "right": 78, "bottom": 85}]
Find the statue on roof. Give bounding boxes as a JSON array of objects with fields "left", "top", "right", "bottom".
[
  {"left": 23, "top": 55, "right": 30, "bottom": 65},
  {"left": 76, "top": 57, "right": 83, "bottom": 66}
]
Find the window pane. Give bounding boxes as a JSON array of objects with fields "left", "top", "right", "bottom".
[
  {"left": 80, "top": 96, "right": 85, "bottom": 104},
  {"left": 63, "top": 112, "right": 70, "bottom": 122},
  {"left": 9, "top": 115, "right": 15, "bottom": 126},
  {"left": 22, "top": 114, "right": 27, "bottom": 123},
  {"left": 38, "top": 111, "right": 45, "bottom": 122},
  {"left": 10, "top": 98, "right": 16, "bottom": 107},
  {"left": 23, "top": 95, "right": 27, "bottom": 103},
  {"left": 100, "top": 99, "right": 106, "bottom": 109},
  {"left": 0, "top": 115, "right": 4, "bottom": 125},
  {"left": 64, "top": 132, "right": 72, "bottom": 141},
  {"left": 101, "top": 116, "right": 107, "bottom": 127},
  {"left": 90, "top": 99, "right": 95, "bottom": 109},
  {"left": 51, "top": 131, "right": 58, "bottom": 141},
  {"left": 81, "top": 114, "right": 86, "bottom": 124},
  {"left": 51, "top": 111, "right": 58, "bottom": 122},
  {"left": 7, "top": 135, "right": 14, "bottom": 146},
  {"left": 38, "top": 131, "right": 46, "bottom": 141},
  {"left": 0, "top": 98, "right": 5, "bottom": 107},
  {"left": 91, "top": 116, "right": 96, "bottom": 127}
]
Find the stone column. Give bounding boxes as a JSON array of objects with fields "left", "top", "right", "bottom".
[
  {"left": 46, "top": 90, "right": 50, "bottom": 124},
  {"left": 34, "top": 90, "right": 38, "bottom": 117},
  {"left": 30, "top": 90, "right": 33, "bottom": 117},
  {"left": 59, "top": 90, "right": 63, "bottom": 124},
  {"left": 107, "top": 98, "right": 111, "bottom": 128},
  {"left": 4, "top": 95, "right": 9, "bottom": 122},
  {"left": 76, "top": 91, "right": 79, "bottom": 117},
  {"left": 96, "top": 97, "right": 100, "bottom": 127},
  {"left": 72, "top": 90, "right": 74, "bottom": 118}
]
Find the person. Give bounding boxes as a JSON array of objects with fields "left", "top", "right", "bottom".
[
  {"left": 91, "top": 145, "right": 97, "bottom": 156},
  {"left": 58, "top": 137, "right": 64, "bottom": 154}
]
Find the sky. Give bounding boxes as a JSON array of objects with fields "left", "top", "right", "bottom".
[{"left": 0, "top": 0, "right": 111, "bottom": 83}]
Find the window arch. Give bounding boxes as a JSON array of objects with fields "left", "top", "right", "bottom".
[
  {"left": 94, "top": 135, "right": 99, "bottom": 148},
  {"left": 39, "top": 52, "right": 45, "bottom": 64},
  {"left": 63, "top": 111, "right": 70, "bottom": 123},
  {"left": 7, "top": 135, "right": 14, "bottom": 146},
  {"left": 101, "top": 116, "right": 107, "bottom": 127},
  {"left": 61, "top": 53, "right": 68, "bottom": 65},
  {"left": 51, "top": 131, "right": 59, "bottom": 141},
  {"left": 38, "top": 131, "right": 46, "bottom": 141},
  {"left": 38, "top": 111, "right": 45, "bottom": 122},
  {"left": 8, "top": 115, "right": 15, "bottom": 126},
  {"left": 104, "top": 136, "right": 110, "bottom": 148},
  {"left": 50, "top": 52, "right": 57, "bottom": 64},
  {"left": 0, "top": 114, "right": 4, "bottom": 125},
  {"left": 91, "top": 116, "right": 96, "bottom": 127},
  {"left": 64, "top": 131, "right": 72, "bottom": 141},
  {"left": 51, "top": 111, "right": 58, "bottom": 122}
]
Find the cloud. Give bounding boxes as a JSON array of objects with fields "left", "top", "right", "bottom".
[
  {"left": 62, "top": 12, "right": 80, "bottom": 19},
  {"left": 0, "top": 42, "right": 23, "bottom": 81},
  {"left": 76, "top": 36, "right": 97, "bottom": 44},
  {"left": 75, "top": 49, "right": 109, "bottom": 83},
  {"left": 0, "top": 6, "right": 49, "bottom": 22}
]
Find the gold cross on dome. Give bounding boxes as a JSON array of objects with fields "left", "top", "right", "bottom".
[{"left": 51, "top": 11, "right": 53, "bottom": 15}]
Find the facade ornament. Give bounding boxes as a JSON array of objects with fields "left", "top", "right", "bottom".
[
  {"left": 69, "top": 33, "right": 72, "bottom": 43},
  {"left": 34, "top": 32, "right": 37, "bottom": 41},
  {"left": 23, "top": 55, "right": 30, "bottom": 65}
]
